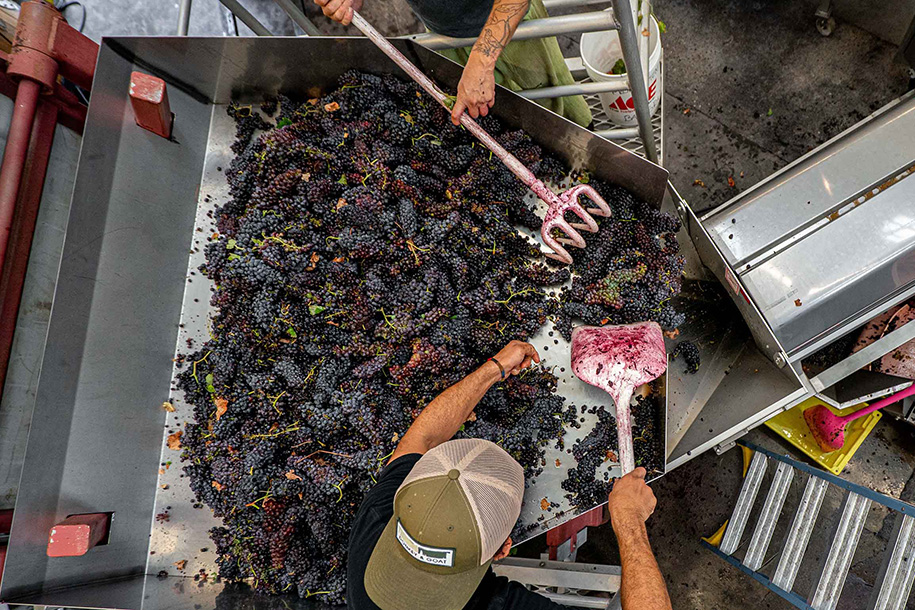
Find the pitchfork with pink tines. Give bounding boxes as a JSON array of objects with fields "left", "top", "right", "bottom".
[{"left": 350, "top": 12, "right": 612, "bottom": 264}]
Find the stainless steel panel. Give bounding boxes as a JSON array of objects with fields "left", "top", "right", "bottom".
[
  {"left": 667, "top": 188, "right": 807, "bottom": 466},
  {"left": 683, "top": 189, "right": 787, "bottom": 364},
  {"left": 703, "top": 92, "right": 915, "bottom": 268},
  {"left": 809, "top": 317, "right": 915, "bottom": 392},
  {"left": 106, "top": 36, "right": 669, "bottom": 206},
  {"left": 816, "top": 370, "right": 912, "bottom": 409},
  {"left": 492, "top": 557, "right": 621, "bottom": 592},
  {"left": 147, "top": 103, "right": 225, "bottom": 576},
  {"left": 2, "top": 42, "right": 212, "bottom": 603},
  {"left": 740, "top": 170, "right": 915, "bottom": 356},
  {"left": 667, "top": 343, "right": 808, "bottom": 468},
  {"left": 694, "top": 91, "right": 915, "bottom": 362}
]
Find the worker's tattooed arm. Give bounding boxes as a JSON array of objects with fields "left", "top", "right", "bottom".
[
  {"left": 473, "top": 0, "right": 530, "bottom": 60},
  {"left": 389, "top": 341, "right": 540, "bottom": 463},
  {"left": 450, "top": 0, "right": 530, "bottom": 125}
]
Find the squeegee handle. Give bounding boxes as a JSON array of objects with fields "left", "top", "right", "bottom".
[
  {"left": 613, "top": 385, "right": 636, "bottom": 475},
  {"left": 841, "top": 383, "right": 915, "bottom": 423},
  {"left": 349, "top": 11, "right": 543, "bottom": 192}
]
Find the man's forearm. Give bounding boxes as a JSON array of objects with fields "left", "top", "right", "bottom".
[
  {"left": 470, "top": 0, "right": 530, "bottom": 67},
  {"left": 390, "top": 362, "right": 501, "bottom": 461},
  {"left": 614, "top": 520, "right": 672, "bottom": 610}
]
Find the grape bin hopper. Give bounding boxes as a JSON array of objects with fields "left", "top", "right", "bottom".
[{"left": 1, "top": 37, "right": 803, "bottom": 610}]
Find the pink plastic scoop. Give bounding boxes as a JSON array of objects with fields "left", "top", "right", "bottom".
[
  {"left": 349, "top": 11, "right": 612, "bottom": 264},
  {"left": 571, "top": 322, "right": 668, "bottom": 474},
  {"left": 803, "top": 384, "right": 915, "bottom": 452}
]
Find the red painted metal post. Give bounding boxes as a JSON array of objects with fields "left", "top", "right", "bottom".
[
  {"left": 0, "top": 77, "right": 40, "bottom": 281},
  {"left": 0, "top": 509, "right": 13, "bottom": 582},
  {"left": 0, "top": 1, "right": 96, "bottom": 399},
  {"left": 546, "top": 505, "right": 608, "bottom": 560},
  {"left": 0, "top": 100, "right": 57, "bottom": 392}
]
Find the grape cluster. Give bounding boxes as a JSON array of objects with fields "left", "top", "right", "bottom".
[
  {"left": 555, "top": 184, "right": 686, "bottom": 339},
  {"left": 176, "top": 71, "right": 685, "bottom": 603},
  {"left": 673, "top": 340, "right": 701, "bottom": 374}
]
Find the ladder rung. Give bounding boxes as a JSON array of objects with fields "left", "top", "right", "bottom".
[
  {"left": 810, "top": 492, "right": 871, "bottom": 610},
  {"left": 744, "top": 461, "right": 795, "bottom": 571},
  {"left": 720, "top": 451, "right": 768, "bottom": 555},
  {"left": 773, "top": 476, "right": 829, "bottom": 591},
  {"left": 868, "top": 513, "right": 915, "bottom": 610}
]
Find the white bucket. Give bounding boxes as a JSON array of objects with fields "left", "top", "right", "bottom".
[{"left": 581, "top": 14, "right": 662, "bottom": 127}]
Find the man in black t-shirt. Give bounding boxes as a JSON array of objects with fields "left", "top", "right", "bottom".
[{"left": 347, "top": 340, "right": 673, "bottom": 610}]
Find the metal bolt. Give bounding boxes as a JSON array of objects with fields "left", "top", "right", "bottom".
[{"left": 773, "top": 353, "right": 786, "bottom": 367}]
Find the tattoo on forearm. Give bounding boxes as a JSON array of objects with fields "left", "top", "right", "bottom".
[{"left": 474, "top": 0, "right": 529, "bottom": 58}]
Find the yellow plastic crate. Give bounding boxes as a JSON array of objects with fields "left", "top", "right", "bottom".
[{"left": 765, "top": 397, "right": 881, "bottom": 475}]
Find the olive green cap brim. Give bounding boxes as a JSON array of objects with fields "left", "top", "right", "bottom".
[{"left": 365, "top": 515, "right": 491, "bottom": 610}]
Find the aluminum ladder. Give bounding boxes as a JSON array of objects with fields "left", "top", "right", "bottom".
[{"left": 704, "top": 441, "right": 915, "bottom": 610}]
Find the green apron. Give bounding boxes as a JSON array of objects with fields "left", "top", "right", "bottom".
[{"left": 437, "top": 0, "right": 593, "bottom": 128}]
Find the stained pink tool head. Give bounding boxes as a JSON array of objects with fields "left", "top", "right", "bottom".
[
  {"left": 571, "top": 321, "right": 667, "bottom": 474},
  {"left": 538, "top": 183, "right": 613, "bottom": 264},
  {"left": 803, "top": 384, "right": 915, "bottom": 452}
]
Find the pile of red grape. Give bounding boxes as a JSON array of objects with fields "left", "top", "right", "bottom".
[{"left": 175, "top": 70, "right": 684, "bottom": 602}]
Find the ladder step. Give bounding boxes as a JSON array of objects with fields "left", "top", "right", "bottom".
[
  {"left": 810, "top": 492, "right": 871, "bottom": 610},
  {"left": 744, "top": 461, "right": 795, "bottom": 571},
  {"left": 720, "top": 451, "right": 768, "bottom": 555},
  {"left": 772, "top": 475, "right": 829, "bottom": 591},
  {"left": 868, "top": 513, "right": 915, "bottom": 610}
]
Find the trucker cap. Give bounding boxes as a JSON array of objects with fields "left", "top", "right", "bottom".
[{"left": 365, "top": 439, "right": 525, "bottom": 610}]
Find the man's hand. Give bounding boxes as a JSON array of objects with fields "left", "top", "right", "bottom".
[
  {"left": 313, "top": 0, "right": 362, "bottom": 25},
  {"left": 389, "top": 341, "right": 536, "bottom": 463},
  {"left": 608, "top": 467, "right": 656, "bottom": 529},
  {"left": 492, "top": 340, "right": 540, "bottom": 376},
  {"left": 452, "top": 57, "right": 496, "bottom": 125}
]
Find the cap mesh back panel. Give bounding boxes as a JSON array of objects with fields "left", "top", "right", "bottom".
[
  {"left": 461, "top": 445, "right": 524, "bottom": 562},
  {"left": 398, "top": 449, "right": 448, "bottom": 490}
]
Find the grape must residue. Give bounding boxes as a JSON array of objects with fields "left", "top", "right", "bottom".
[{"left": 174, "top": 70, "right": 684, "bottom": 603}]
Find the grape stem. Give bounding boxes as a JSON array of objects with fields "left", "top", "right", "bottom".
[
  {"left": 298, "top": 449, "right": 354, "bottom": 461},
  {"left": 191, "top": 351, "right": 211, "bottom": 385}
]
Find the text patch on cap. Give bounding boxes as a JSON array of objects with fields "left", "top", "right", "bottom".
[{"left": 396, "top": 520, "right": 455, "bottom": 567}]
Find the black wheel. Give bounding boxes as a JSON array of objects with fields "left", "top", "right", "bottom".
[{"left": 816, "top": 16, "right": 836, "bottom": 37}]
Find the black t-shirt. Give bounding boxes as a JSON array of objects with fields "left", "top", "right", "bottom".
[
  {"left": 403, "top": 0, "right": 494, "bottom": 39},
  {"left": 347, "top": 454, "right": 570, "bottom": 610}
]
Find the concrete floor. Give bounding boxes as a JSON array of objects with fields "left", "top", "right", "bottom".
[{"left": 15, "top": 0, "right": 915, "bottom": 608}]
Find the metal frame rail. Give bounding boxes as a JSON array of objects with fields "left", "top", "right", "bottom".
[
  {"left": 704, "top": 441, "right": 915, "bottom": 610},
  {"left": 185, "top": 0, "right": 661, "bottom": 164}
]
